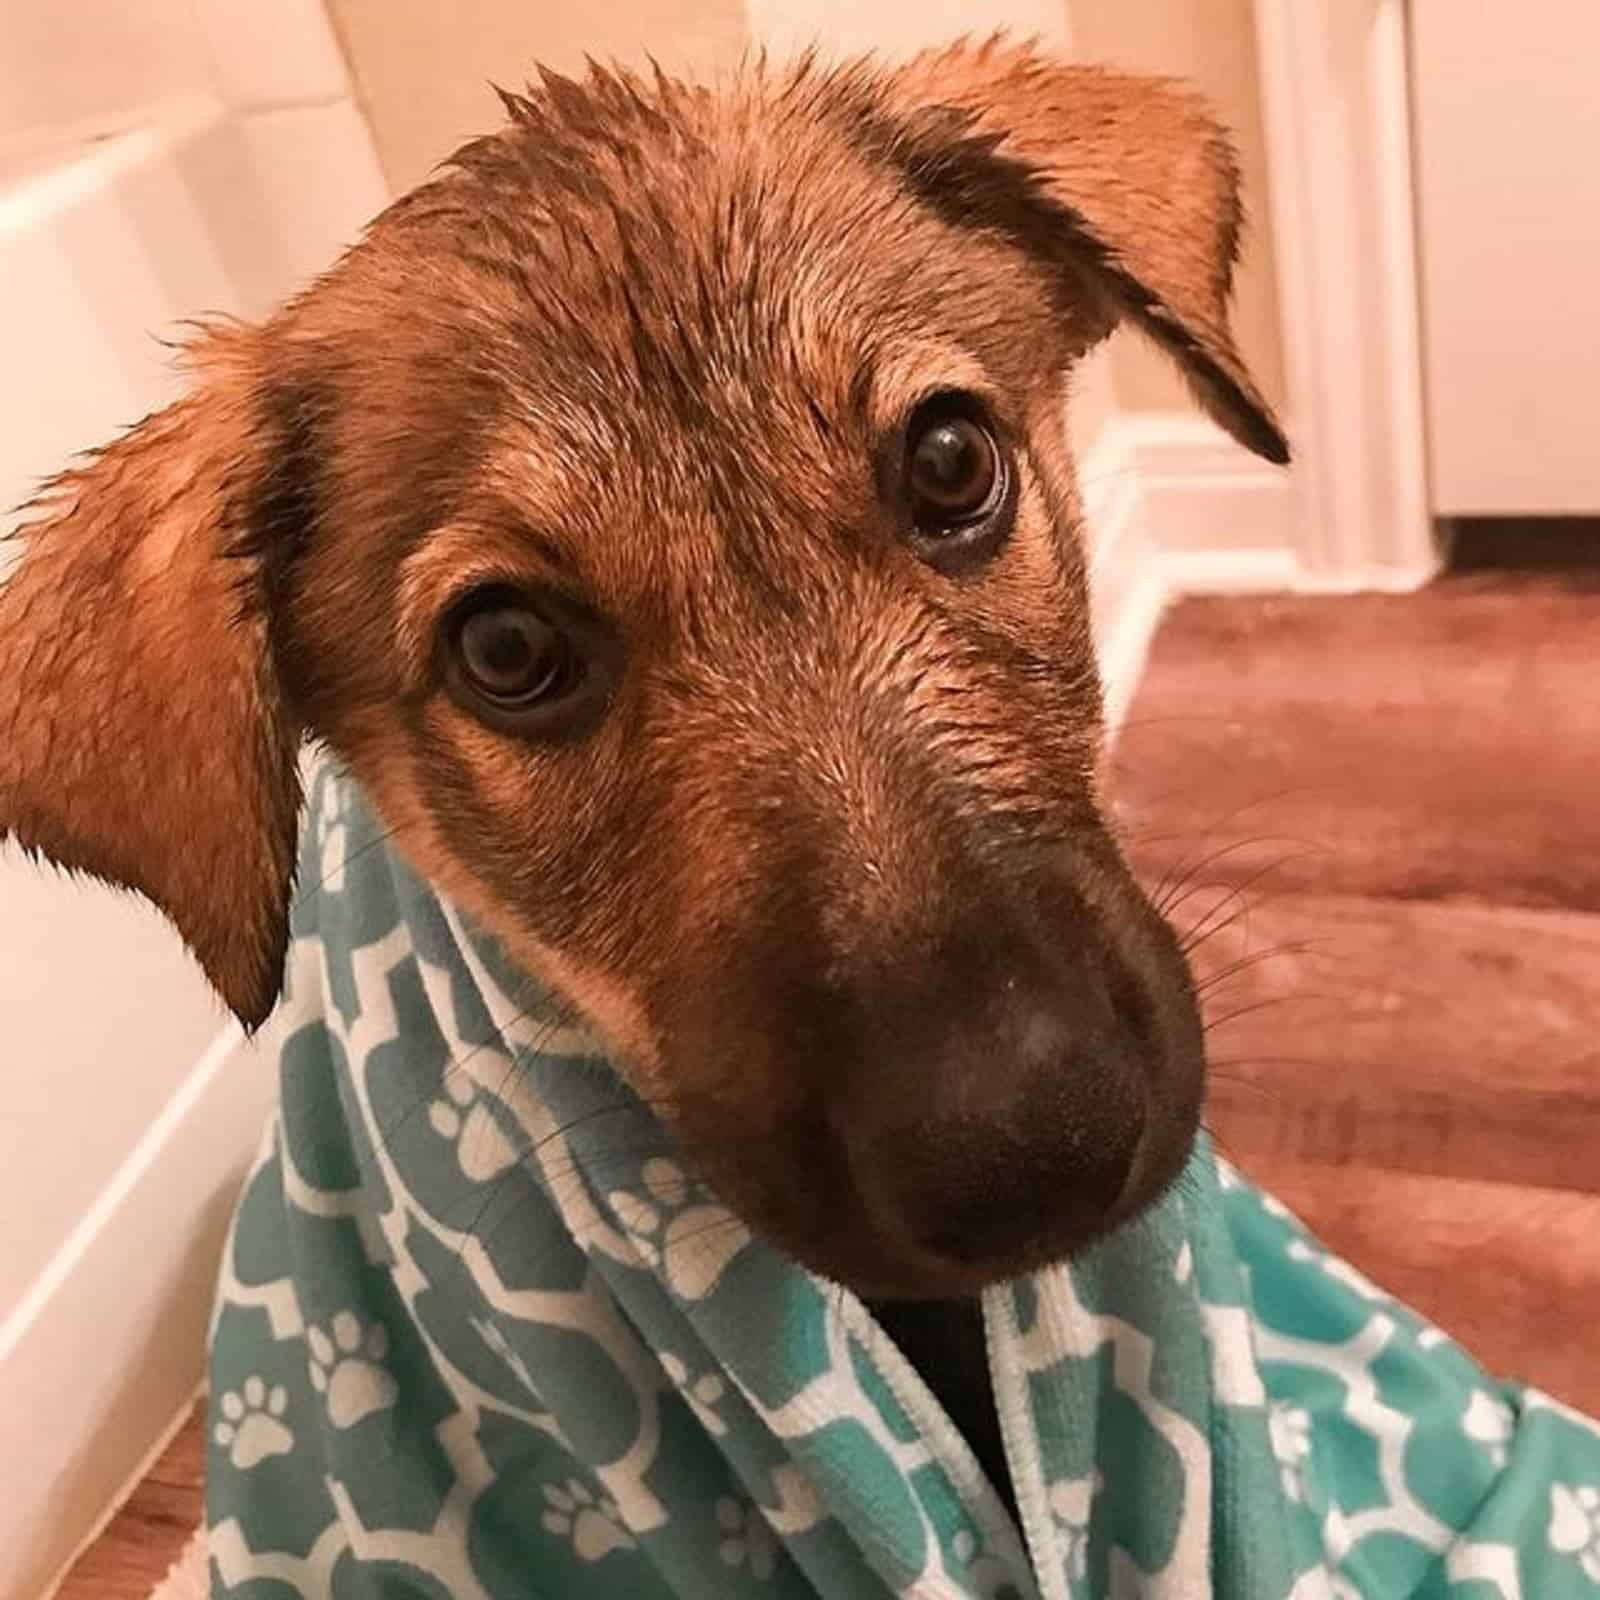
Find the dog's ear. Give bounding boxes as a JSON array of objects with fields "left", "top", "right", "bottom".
[
  {"left": 0, "top": 328, "right": 305, "bottom": 1028},
  {"left": 871, "top": 39, "right": 1288, "bottom": 464}
]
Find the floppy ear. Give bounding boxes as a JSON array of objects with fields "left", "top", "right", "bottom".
[
  {"left": 0, "top": 329, "right": 304, "bottom": 1028},
  {"left": 872, "top": 38, "right": 1288, "bottom": 464}
]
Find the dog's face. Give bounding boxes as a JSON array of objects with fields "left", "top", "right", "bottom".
[{"left": 0, "top": 45, "right": 1284, "bottom": 1298}]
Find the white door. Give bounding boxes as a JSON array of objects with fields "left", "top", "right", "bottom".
[{"left": 1409, "top": 0, "right": 1600, "bottom": 516}]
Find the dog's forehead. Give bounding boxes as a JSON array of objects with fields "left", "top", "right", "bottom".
[
  {"left": 366, "top": 69, "right": 1061, "bottom": 420},
  {"left": 312, "top": 68, "right": 1080, "bottom": 618}
]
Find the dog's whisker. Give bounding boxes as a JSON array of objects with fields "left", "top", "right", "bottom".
[
  {"left": 1170, "top": 850, "right": 1332, "bottom": 968},
  {"left": 1153, "top": 833, "right": 1323, "bottom": 922},
  {"left": 1192, "top": 940, "right": 1325, "bottom": 996},
  {"left": 1201, "top": 992, "right": 1336, "bottom": 1034},
  {"left": 369, "top": 999, "right": 546, "bottom": 1152},
  {"left": 444, "top": 1124, "right": 675, "bottom": 1267},
  {"left": 1178, "top": 873, "right": 1304, "bottom": 959},
  {"left": 1161, "top": 842, "right": 1319, "bottom": 926},
  {"left": 289, "top": 817, "right": 413, "bottom": 909}
]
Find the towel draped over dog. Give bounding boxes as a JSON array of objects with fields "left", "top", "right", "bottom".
[{"left": 206, "top": 762, "right": 1600, "bottom": 1597}]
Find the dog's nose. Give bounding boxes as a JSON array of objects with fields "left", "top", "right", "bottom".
[
  {"left": 839, "top": 946, "right": 1161, "bottom": 1270},
  {"left": 857, "top": 1007, "right": 1146, "bottom": 1266}
]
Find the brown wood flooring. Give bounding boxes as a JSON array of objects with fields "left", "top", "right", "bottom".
[
  {"left": 57, "top": 568, "right": 1600, "bottom": 1595},
  {"left": 55, "top": 1404, "right": 203, "bottom": 1598},
  {"left": 1113, "top": 569, "right": 1600, "bottom": 1413}
]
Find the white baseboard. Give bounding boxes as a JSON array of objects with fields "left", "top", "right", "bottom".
[{"left": 1084, "top": 409, "right": 1436, "bottom": 731}]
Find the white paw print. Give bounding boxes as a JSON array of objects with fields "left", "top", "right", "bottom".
[
  {"left": 608, "top": 1158, "right": 751, "bottom": 1300},
  {"left": 317, "top": 781, "right": 347, "bottom": 893},
  {"left": 542, "top": 1478, "right": 635, "bottom": 1562},
  {"left": 1047, "top": 1473, "right": 1100, "bottom": 1584},
  {"left": 307, "top": 1311, "right": 399, "bottom": 1429},
  {"left": 213, "top": 1376, "right": 294, "bottom": 1470},
  {"left": 1549, "top": 1483, "right": 1600, "bottom": 1580},
  {"left": 716, "top": 1496, "right": 777, "bottom": 1581},
  {"left": 1268, "top": 1402, "right": 1313, "bottom": 1502},
  {"left": 1463, "top": 1388, "right": 1515, "bottom": 1469},
  {"left": 660, "top": 1351, "right": 728, "bottom": 1436},
  {"left": 428, "top": 1072, "right": 518, "bottom": 1182},
  {"left": 951, "top": 1528, "right": 1022, "bottom": 1598}
]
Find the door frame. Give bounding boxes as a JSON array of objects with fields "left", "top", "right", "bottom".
[{"left": 1254, "top": 0, "right": 1440, "bottom": 587}]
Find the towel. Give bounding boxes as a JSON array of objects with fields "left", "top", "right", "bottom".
[{"left": 206, "top": 759, "right": 1600, "bottom": 1597}]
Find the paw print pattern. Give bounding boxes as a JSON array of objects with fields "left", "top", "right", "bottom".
[
  {"left": 1047, "top": 1473, "right": 1100, "bottom": 1584},
  {"left": 542, "top": 1478, "right": 635, "bottom": 1561},
  {"left": 307, "top": 1311, "right": 399, "bottom": 1429},
  {"left": 1549, "top": 1483, "right": 1600, "bottom": 1580},
  {"left": 660, "top": 1351, "right": 729, "bottom": 1436},
  {"left": 1268, "top": 1402, "right": 1313, "bottom": 1502},
  {"left": 951, "top": 1528, "right": 1023, "bottom": 1599},
  {"left": 715, "top": 1497, "right": 777, "bottom": 1581},
  {"left": 428, "top": 1072, "right": 518, "bottom": 1183},
  {"left": 1462, "top": 1388, "right": 1515, "bottom": 1469},
  {"left": 608, "top": 1158, "right": 751, "bottom": 1300},
  {"left": 213, "top": 1376, "right": 294, "bottom": 1470}
]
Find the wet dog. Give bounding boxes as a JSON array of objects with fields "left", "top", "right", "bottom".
[{"left": 0, "top": 39, "right": 1286, "bottom": 1509}]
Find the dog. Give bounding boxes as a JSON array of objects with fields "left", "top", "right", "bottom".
[{"left": 5, "top": 39, "right": 1467, "bottom": 1595}]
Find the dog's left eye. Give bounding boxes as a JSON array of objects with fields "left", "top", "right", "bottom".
[
  {"left": 899, "top": 395, "right": 1011, "bottom": 570},
  {"left": 906, "top": 413, "right": 1000, "bottom": 528}
]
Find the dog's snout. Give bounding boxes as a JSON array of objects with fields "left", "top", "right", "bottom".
[
  {"left": 828, "top": 918, "right": 1185, "bottom": 1282},
  {"left": 654, "top": 829, "right": 1204, "bottom": 1295}
]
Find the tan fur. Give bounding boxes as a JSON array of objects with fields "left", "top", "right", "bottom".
[
  {"left": 886, "top": 39, "right": 1283, "bottom": 459},
  {"left": 0, "top": 333, "right": 301, "bottom": 1025},
  {"left": 0, "top": 41, "right": 1284, "bottom": 1295}
]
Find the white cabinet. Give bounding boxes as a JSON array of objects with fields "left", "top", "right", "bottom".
[{"left": 1409, "top": 1, "right": 1600, "bottom": 516}]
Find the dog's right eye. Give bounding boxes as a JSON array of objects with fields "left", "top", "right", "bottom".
[
  {"left": 458, "top": 600, "right": 573, "bottom": 704},
  {"left": 443, "top": 587, "right": 605, "bottom": 738}
]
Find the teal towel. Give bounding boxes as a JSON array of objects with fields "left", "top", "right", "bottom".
[{"left": 207, "top": 760, "right": 1600, "bottom": 1596}]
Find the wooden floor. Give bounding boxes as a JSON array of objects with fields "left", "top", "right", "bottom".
[
  {"left": 57, "top": 564, "right": 1600, "bottom": 1595},
  {"left": 1114, "top": 567, "right": 1600, "bottom": 1413},
  {"left": 56, "top": 1404, "right": 203, "bottom": 1599}
]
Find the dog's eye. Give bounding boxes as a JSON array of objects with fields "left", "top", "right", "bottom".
[
  {"left": 441, "top": 585, "right": 618, "bottom": 741},
  {"left": 908, "top": 400, "right": 1004, "bottom": 531},
  {"left": 906, "top": 413, "right": 1000, "bottom": 529},
  {"left": 458, "top": 601, "right": 573, "bottom": 705},
  {"left": 450, "top": 592, "right": 578, "bottom": 710},
  {"left": 898, "top": 395, "right": 1012, "bottom": 573}
]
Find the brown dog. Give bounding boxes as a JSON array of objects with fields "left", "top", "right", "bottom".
[{"left": 0, "top": 38, "right": 1283, "bottom": 1499}]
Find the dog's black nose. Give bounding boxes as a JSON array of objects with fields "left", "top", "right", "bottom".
[{"left": 851, "top": 993, "right": 1148, "bottom": 1267}]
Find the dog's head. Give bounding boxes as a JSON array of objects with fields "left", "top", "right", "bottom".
[{"left": 0, "top": 42, "right": 1283, "bottom": 1298}]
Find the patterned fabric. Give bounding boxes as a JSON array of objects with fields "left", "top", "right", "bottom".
[{"left": 207, "top": 760, "right": 1600, "bottom": 1597}]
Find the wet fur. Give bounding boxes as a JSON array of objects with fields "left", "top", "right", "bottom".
[{"left": 0, "top": 42, "right": 1284, "bottom": 1323}]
